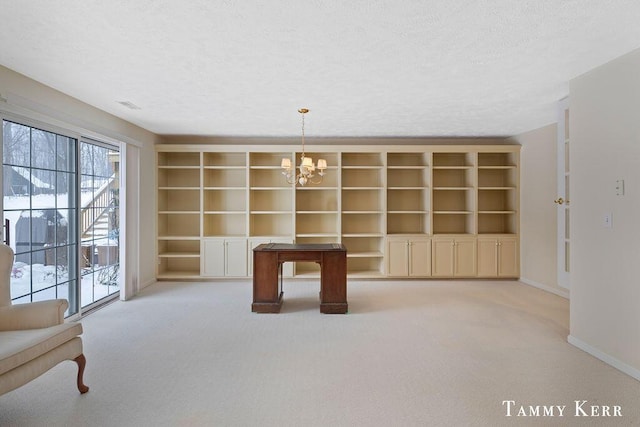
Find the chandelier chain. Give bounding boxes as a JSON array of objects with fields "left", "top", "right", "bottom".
[{"left": 300, "top": 108, "right": 306, "bottom": 157}]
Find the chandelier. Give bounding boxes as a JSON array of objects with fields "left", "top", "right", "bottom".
[{"left": 281, "top": 108, "right": 327, "bottom": 186}]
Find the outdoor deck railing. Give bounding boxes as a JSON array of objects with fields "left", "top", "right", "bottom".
[{"left": 80, "top": 175, "right": 115, "bottom": 238}]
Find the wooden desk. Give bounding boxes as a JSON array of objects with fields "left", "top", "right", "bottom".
[{"left": 252, "top": 243, "right": 347, "bottom": 314}]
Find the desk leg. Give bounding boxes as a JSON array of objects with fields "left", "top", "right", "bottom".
[
  {"left": 279, "top": 262, "right": 283, "bottom": 296},
  {"left": 252, "top": 251, "right": 283, "bottom": 313},
  {"left": 320, "top": 251, "right": 348, "bottom": 314}
]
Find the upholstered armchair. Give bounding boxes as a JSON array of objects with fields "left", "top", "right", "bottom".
[{"left": 0, "top": 243, "right": 88, "bottom": 395}]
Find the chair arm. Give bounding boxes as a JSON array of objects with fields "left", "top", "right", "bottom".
[{"left": 0, "top": 299, "right": 68, "bottom": 331}]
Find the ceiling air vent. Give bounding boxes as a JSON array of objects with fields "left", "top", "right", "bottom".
[{"left": 117, "top": 101, "right": 141, "bottom": 110}]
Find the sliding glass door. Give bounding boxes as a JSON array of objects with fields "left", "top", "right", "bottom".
[
  {"left": 80, "top": 141, "right": 120, "bottom": 307},
  {"left": 2, "top": 121, "right": 121, "bottom": 314},
  {"left": 2, "top": 120, "right": 79, "bottom": 314}
]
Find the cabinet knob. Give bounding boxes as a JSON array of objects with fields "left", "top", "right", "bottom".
[{"left": 554, "top": 197, "right": 564, "bottom": 205}]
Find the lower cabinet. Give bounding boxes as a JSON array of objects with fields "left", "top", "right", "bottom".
[
  {"left": 201, "top": 238, "right": 248, "bottom": 277},
  {"left": 387, "top": 236, "right": 431, "bottom": 277},
  {"left": 431, "top": 236, "right": 477, "bottom": 277},
  {"left": 195, "top": 235, "right": 516, "bottom": 279},
  {"left": 248, "top": 238, "right": 293, "bottom": 277},
  {"left": 477, "top": 236, "right": 519, "bottom": 278}
]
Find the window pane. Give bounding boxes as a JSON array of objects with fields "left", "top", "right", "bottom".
[
  {"left": 31, "top": 170, "right": 56, "bottom": 208},
  {"left": 81, "top": 143, "right": 93, "bottom": 175},
  {"left": 55, "top": 248, "right": 70, "bottom": 284},
  {"left": 10, "top": 259, "right": 30, "bottom": 300},
  {"left": 14, "top": 211, "right": 32, "bottom": 256},
  {"left": 32, "top": 129, "right": 57, "bottom": 170},
  {"left": 4, "top": 166, "right": 32, "bottom": 197},
  {"left": 93, "top": 146, "right": 107, "bottom": 177},
  {"left": 80, "top": 176, "right": 94, "bottom": 205},
  {"left": 32, "top": 286, "right": 57, "bottom": 302},
  {"left": 30, "top": 213, "right": 53, "bottom": 254},
  {"left": 68, "top": 208, "right": 78, "bottom": 246},
  {"left": 55, "top": 172, "right": 73, "bottom": 209},
  {"left": 57, "top": 135, "right": 76, "bottom": 172},
  {"left": 3, "top": 121, "right": 30, "bottom": 167}
]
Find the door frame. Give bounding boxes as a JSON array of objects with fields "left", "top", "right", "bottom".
[
  {"left": 556, "top": 97, "right": 570, "bottom": 289},
  {"left": 1, "top": 109, "right": 132, "bottom": 315}
]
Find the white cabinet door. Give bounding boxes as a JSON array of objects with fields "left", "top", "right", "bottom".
[
  {"left": 477, "top": 236, "right": 518, "bottom": 278},
  {"left": 202, "top": 239, "right": 225, "bottom": 277},
  {"left": 409, "top": 238, "right": 431, "bottom": 277},
  {"left": 202, "top": 238, "right": 247, "bottom": 277},
  {"left": 454, "top": 237, "right": 476, "bottom": 277},
  {"left": 225, "top": 239, "right": 247, "bottom": 277},
  {"left": 498, "top": 237, "right": 518, "bottom": 277},
  {"left": 387, "top": 237, "right": 431, "bottom": 277},
  {"left": 387, "top": 238, "right": 409, "bottom": 276},
  {"left": 432, "top": 237, "right": 475, "bottom": 277},
  {"left": 432, "top": 238, "right": 454, "bottom": 277},
  {"left": 477, "top": 238, "right": 498, "bottom": 277}
]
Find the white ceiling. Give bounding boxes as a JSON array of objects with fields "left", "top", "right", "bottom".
[{"left": 1, "top": 0, "right": 640, "bottom": 138}]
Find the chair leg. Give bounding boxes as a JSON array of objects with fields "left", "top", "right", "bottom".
[{"left": 74, "top": 354, "right": 89, "bottom": 394}]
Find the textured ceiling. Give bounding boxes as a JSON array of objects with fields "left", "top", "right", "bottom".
[{"left": 1, "top": 0, "right": 640, "bottom": 138}]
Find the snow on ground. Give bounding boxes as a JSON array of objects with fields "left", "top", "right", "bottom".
[
  {"left": 4, "top": 192, "right": 119, "bottom": 308},
  {"left": 10, "top": 262, "right": 119, "bottom": 308}
]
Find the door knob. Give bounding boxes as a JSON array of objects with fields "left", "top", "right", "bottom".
[{"left": 554, "top": 197, "right": 564, "bottom": 205}]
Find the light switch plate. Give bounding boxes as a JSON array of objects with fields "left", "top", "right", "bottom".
[
  {"left": 603, "top": 213, "right": 612, "bottom": 228},
  {"left": 616, "top": 180, "right": 625, "bottom": 196}
]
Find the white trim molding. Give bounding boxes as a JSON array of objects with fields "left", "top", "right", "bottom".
[
  {"left": 568, "top": 335, "right": 640, "bottom": 382},
  {"left": 520, "top": 278, "right": 570, "bottom": 299},
  {"left": 1, "top": 91, "right": 146, "bottom": 148}
]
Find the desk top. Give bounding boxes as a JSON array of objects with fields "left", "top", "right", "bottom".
[{"left": 254, "top": 243, "right": 346, "bottom": 251}]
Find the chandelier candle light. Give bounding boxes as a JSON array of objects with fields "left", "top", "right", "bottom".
[{"left": 281, "top": 108, "right": 327, "bottom": 186}]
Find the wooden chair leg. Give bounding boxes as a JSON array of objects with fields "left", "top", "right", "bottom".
[{"left": 74, "top": 354, "right": 89, "bottom": 394}]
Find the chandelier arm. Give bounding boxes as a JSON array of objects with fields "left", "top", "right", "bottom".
[
  {"left": 282, "top": 169, "right": 297, "bottom": 185},
  {"left": 308, "top": 175, "right": 324, "bottom": 184},
  {"left": 285, "top": 175, "right": 297, "bottom": 185}
]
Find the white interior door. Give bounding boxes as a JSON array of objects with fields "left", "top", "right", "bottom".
[{"left": 556, "top": 98, "right": 570, "bottom": 289}]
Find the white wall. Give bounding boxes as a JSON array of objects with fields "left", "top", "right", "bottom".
[
  {"left": 569, "top": 48, "right": 640, "bottom": 380},
  {"left": 0, "top": 65, "right": 158, "bottom": 296},
  {"left": 138, "top": 142, "right": 157, "bottom": 289},
  {"left": 509, "top": 124, "right": 564, "bottom": 297}
]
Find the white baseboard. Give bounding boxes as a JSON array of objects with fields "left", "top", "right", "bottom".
[
  {"left": 140, "top": 278, "right": 156, "bottom": 290},
  {"left": 520, "top": 277, "right": 570, "bottom": 299},
  {"left": 568, "top": 335, "right": 640, "bottom": 382}
]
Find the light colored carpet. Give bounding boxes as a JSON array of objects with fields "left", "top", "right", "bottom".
[{"left": 1, "top": 279, "right": 638, "bottom": 426}]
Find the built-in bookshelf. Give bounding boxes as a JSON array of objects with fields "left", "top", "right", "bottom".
[
  {"left": 432, "top": 152, "right": 475, "bottom": 234},
  {"left": 342, "top": 152, "right": 385, "bottom": 276},
  {"left": 157, "top": 151, "right": 202, "bottom": 278},
  {"left": 202, "top": 153, "right": 247, "bottom": 238},
  {"left": 294, "top": 152, "right": 340, "bottom": 276},
  {"left": 156, "top": 144, "right": 520, "bottom": 279},
  {"left": 477, "top": 152, "right": 518, "bottom": 234},
  {"left": 249, "top": 152, "right": 293, "bottom": 238},
  {"left": 387, "top": 152, "right": 429, "bottom": 235}
]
